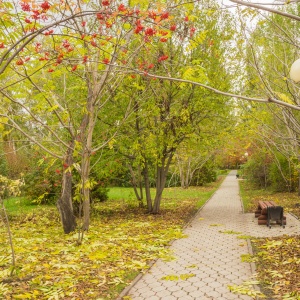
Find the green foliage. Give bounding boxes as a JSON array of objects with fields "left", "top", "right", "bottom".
[
  {"left": 190, "top": 163, "right": 217, "bottom": 186},
  {"left": 0, "top": 175, "right": 23, "bottom": 198},
  {"left": 21, "top": 157, "right": 61, "bottom": 205},
  {"left": 242, "top": 151, "right": 270, "bottom": 189},
  {"left": 242, "top": 149, "right": 298, "bottom": 193},
  {"left": 269, "top": 154, "right": 297, "bottom": 192},
  {"left": 91, "top": 184, "right": 109, "bottom": 203},
  {"left": 0, "top": 156, "right": 8, "bottom": 177}
]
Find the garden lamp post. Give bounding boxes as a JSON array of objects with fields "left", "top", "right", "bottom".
[
  {"left": 290, "top": 59, "right": 300, "bottom": 195},
  {"left": 290, "top": 59, "right": 300, "bottom": 83}
]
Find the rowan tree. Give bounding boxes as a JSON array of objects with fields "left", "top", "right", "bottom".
[{"left": 0, "top": 0, "right": 200, "bottom": 231}]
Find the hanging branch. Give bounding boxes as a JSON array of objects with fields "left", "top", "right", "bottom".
[{"left": 229, "top": 0, "right": 300, "bottom": 22}]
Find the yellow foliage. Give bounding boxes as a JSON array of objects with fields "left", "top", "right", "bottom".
[
  {"left": 275, "top": 92, "right": 293, "bottom": 105},
  {"left": 0, "top": 175, "right": 24, "bottom": 197}
]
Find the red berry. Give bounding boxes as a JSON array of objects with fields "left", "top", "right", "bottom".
[
  {"left": 145, "top": 28, "right": 154, "bottom": 36},
  {"left": 134, "top": 26, "right": 143, "bottom": 34},
  {"left": 102, "top": 58, "right": 109, "bottom": 64},
  {"left": 158, "top": 55, "right": 168, "bottom": 62},
  {"left": 41, "top": 1, "right": 51, "bottom": 11},
  {"left": 118, "top": 4, "right": 126, "bottom": 12},
  {"left": 21, "top": 3, "right": 31, "bottom": 11},
  {"left": 83, "top": 55, "right": 88, "bottom": 63},
  {"left": 16, "top": 59, "right": 24, "bottom": 65},
  {"left": 97, "top": 13, "right": 104, "bottom": 20},
  {"left": 161, "top": 12, "right": 169, "bottom": 19},
  {"left": 148, "top": 11, "right": 156, "bottom": 20}
]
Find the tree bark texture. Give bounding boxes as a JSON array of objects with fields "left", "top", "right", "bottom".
[
  {"left": 57, "top": 148, "right": 76, "bottom": 234},
  {"left": 143, "top": 161, "right": 152, "bottom": 212}
]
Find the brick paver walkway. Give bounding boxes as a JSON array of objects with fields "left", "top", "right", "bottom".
[{"left": 119, "top": 171, "right": 300, "bottom": 300}]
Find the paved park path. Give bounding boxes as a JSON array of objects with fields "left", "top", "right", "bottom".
[{"left": 119, "top": 171, "right": 300, "bottom": 300}]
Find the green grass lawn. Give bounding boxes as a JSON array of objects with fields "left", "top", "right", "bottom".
[
  {"left": 3, "top": 197, "right": 52, "bottom": 216},
  {"left": 0, "top": 177, "right": 224, "bottom": 300}
]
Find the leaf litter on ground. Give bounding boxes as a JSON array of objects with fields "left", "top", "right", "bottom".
[
  {"left": 240, "top": 181, "right": 300, "bottom": 299},
  {"left": 0, "top": 182, "right": 222, "bottom": 300}
]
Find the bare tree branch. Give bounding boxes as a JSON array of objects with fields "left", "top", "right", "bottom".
[
  {"left": 129, "top": 69, "right": 300, "bottom": 111},
  {"left": 230, "top": 0, "right": 300, "bottom": 21}
]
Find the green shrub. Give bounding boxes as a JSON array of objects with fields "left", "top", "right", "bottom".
[
  {"left": 242, "top": 152, "right": 270, "bottom": 189},
  {"left": 91, "top": 184, "right": 109, "bottom": 203},
  {"left": 269, "top": 154, "right": 297, "bottom": 192},
  {"left": 21, "top": 157, "right": 62, "bottom": 204},
  {"left": 191, "top": 164, "right": 217, "bottom": 186}
]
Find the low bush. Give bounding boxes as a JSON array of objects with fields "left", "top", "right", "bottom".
[{"left": 0, "top": 175, "right": 23, "bottom": 198}]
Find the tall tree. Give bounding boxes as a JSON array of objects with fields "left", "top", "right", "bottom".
[
  {"left": 230, "top": 0, "right": 300, "bottom": 192},
  {"left": 114, "top": 0, "right": 235, "bottom": 212}
]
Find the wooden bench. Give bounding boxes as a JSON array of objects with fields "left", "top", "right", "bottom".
[{"left": 255, "top": 200, "right": 286, "bottom": 227}]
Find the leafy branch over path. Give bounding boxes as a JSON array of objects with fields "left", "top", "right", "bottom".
[{"left": 130, "top": 69, "right": 300, "bottom": 111}]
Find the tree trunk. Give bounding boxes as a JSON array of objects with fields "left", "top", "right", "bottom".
[
  {"left": 152, "top": 165, "right": 168, "bottom": 214},
  {"left": 177, "top": 155, "right": 191, "bottom": 189},
  {"left": 80, "top": 108, "right": 96, "bottom": 231},
  {"left": 178, "top": 162, "right": 185, "bottom": 188},
  {"left": 128, "top": 164, "right": 143, "bottom": 207},
  {"left": 143, "top": 161, "right": 152, "bottom": 212},
  {"left": 81, "top": 150, "right": 91, "bottom": 231},
  {"left": 57, "top": 148, "right": 76, "bottom": 234},
  {"left": 138, "top": 165, "right": 144, "bottom": 207},
  {"left": 152, "top": 153, "right": 174, "bottom": 213}
]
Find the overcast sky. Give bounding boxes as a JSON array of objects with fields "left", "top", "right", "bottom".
[
  {"left": 218, "top": 0, "right": 288, "bottom": 7},
  {"left": 216, "top": 0, "right": 287, "bottom": 16}
]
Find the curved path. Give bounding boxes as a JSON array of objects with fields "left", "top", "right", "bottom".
[{"left": 120, "top": 171, "right": 300, "bottom": 300}]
